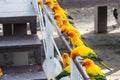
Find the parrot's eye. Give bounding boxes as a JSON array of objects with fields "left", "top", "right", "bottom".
[
  {"left": 54, "top": 16, "right": 56, "bottom": 19},
  {"left": 68, "top": 33, "right": 73, "bottom": 37},
  {"left": 64, "top": 55, "right": 67, "bottom": 58},
  {"left": 82, "top": 63, "right": 85, "bottom": 66}
]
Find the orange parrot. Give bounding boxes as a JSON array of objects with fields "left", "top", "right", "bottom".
[
  {"left": 62, "top": 52, "right": 70, "bottom": 68},
  {"left": 53, "top": 4, "right": 73, "bottom": 20},
  {"left": 54, "top": 13, "right": 64, "bottom": 27},
  {"left": 61, "top": 19, "right": 73, "bottom": 28},
  {"left": 61, "top": 25, "right": 81, "bottom": 38},
  {"left": 68, "top": 31, "right": 87, "bottom": 48},
  {"left": 71, "top": 46, "right": 112, "bottom": 71},
  {"left": 38, "top": 0, "right": 43, "bottom": 7},
  {"left": 46, "top": 0, "right": 55, "bottom": 9},
  {"left": 83, "top": 59, "right": 107, "bottom": 80}
]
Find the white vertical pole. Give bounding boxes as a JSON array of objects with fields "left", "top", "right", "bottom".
[
  {"left": 71, "top": 58, "right": 84, "bottom": 80},
  {"left": 43, "top": 13, "right": 55, "bottom": 80},
  {"left": 44, "top": 14, "right": 54, "bottom": 58}
]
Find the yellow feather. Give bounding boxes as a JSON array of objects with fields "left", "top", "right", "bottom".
[
  {"left": 64, "top": 65, "right": 70, "bottom": 73},
  {"left": 62, "top": 19, "right": 73, "bottom": 27},
  {"left": 53, "top": 4, "right": 67, "bottom": 19},
  {"left": 46, "top": 0, "right": 55, "bottom": 9}
]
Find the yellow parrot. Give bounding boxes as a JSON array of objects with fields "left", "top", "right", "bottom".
[
  {"left": 61, "top": 19, "right": 73, "bottom": 28},
  {"left": 38, "top": 0, "right": 43, "bottom": 7},
  {"left": 55, "top": 65, "right": 70, "bottom": 80},
  {"left": 53, "top": 4, "right": 73, "bottom": 20},
  {"left": 0, "top": 68, "right": 3, "bottom": 77},
  {"left": 54, "top": 13, "right": 64, "bottom": 27},
  {"left": 53, "top": 4, "right": 67, "bottom": 19},
  {"left": 67, "top": 31, "right": 86, "bottom": 48},
  {"left": 83, "top": 58, "right": 107, "bottom": 80},
  {"left": 61, "top": 26, "right": 81, "bottom": 38},
  {"left": 70, "top": 46, "right": 112, "bottom": 71},
  {"left": 62, "top": 52, "right": 70, "bottom": 68},
  {"left": 45, "top": 0, "right": 55, "bottom": 9}
]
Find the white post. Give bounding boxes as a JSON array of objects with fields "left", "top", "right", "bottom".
[
  {"left": 42, "top": 13, "right": 55, "bottom": 80},
  {"left": 71, "top": 58, "right": 84, "bottom": 80},
  {"left": 44, "top": 14, "right": 54, "bottom": 58}
]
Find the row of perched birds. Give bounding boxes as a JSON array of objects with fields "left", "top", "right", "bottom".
[{"left": 38, "top": 0, "right": 112, "bottom": 80}]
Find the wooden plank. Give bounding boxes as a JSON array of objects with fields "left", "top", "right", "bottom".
[
  {"left": 0, "top": 16, "right": 36, "bottom": 24},
  {"left": 0, "top": 0, "right": 31, "bottom": 4},
  {"left": 0, "top": 0, "right": 37, "bottom": 17},
  {"left": 0, "top": 4, "right": 33, "bottom": 12},
  {"left": 0, "top": 4, "right": 36, "bottom": 17},
  {"left": 94, "top": 6, "right": 107, "bottom": 33},
  {"left": 1, "top": 65, "right": 47, "bottom": 80},
  {"left": 0, "top": 34, "right": 41, "bottom": 48},
  {"left": 2, "top": 65, "right": 40, "bottom": 73},
  {"left": 58, "top": 0, "right": 120, "bottom": 9},
  {"left": 0, "top": 34, "right": 42, "bottom": 66}
]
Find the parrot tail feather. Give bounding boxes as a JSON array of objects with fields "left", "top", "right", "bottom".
[
  {"left": 99, "top": 61, "right": 112, "bottom": 72},
  {"left": 68, "top": 15, "right": 74, "bottom": 20},
  {"left": 92, "top": 57, "right": 112, "bottom": 72},
  {"left": 55, "top": 70, "right": 70, "bottom": 80}
]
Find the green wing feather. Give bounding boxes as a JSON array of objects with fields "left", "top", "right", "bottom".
[
  {"left": 87, "top": 69, "right": 107, "bottom": 80},
  {"left": 55, "top": 70, "right": 70, "bottom": 80}
]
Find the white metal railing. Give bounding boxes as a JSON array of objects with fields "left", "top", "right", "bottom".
[
  {"left": 38, "top": 4, "right": 63, "bottom": 80},
  {"left": 43, "top": 4, "right": 90, "bottom": 80},
  {"left": 36, "top": 1, "right": 90, "bottom": 80}
]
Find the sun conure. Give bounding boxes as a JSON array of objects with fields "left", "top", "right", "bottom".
[
  {"left": 83, "top": 58, "right": 107, "bottom": 80},
  {"left": 71, "top": 46, "right": 112, "bottom": 71}
]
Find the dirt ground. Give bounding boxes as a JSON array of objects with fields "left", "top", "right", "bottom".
[{"left": 65, "top": 6, "right": 120, "bottom": 79}]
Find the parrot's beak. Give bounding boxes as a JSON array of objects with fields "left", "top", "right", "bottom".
[
  {"left": 67, "top": 32, "right": 71, "bottom": 37},
  {"left": 61, "top": 31, "right": 64, "bottom": 33},
  {"left": 45, "top": 2, "right": 49, "bottom": 5},
  {"left": 54, "top": 16, "right": 56, "bottom": 19},
  {"left": 82, "top": 62, "right": 85, "bottom": 66}
]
